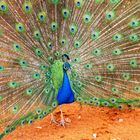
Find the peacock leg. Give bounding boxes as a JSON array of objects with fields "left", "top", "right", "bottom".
[
  {"left": 50, "top": 113, "right": 59, "bottom": 124},
  {"left": 78, "top": 103, "right": 82, "bottom": 116},
  {"left": 59, "top": 105, "right": 66, "bottom": 127}
]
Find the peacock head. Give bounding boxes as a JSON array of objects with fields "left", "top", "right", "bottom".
[
  {"left": 63, "top": 62, "right": 71, "bottom": 71},
  {"left": 62, "top": 53, "right": 70, "bottom": 62}
]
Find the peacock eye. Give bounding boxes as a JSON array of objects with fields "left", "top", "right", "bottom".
[
  {"left": 108, "top": 14, "right": 111, "bottom": 17},
  {"left": 96, "top": 102, "right": 99, "bottom": 105},
  {"left": 43, "top": 111, "right": 47, "bottom": 115},
  {"left": 40, "top": 15, "right": 43, "bottom": 18},
  {"left": 62, "top": 8, "right": 70, "bottom": 18},
  {"left": 90, "top": 100, "right": 93, "bottom": 104},
  {"left": 118, "top": 105, "right": 122, "bottom": 109},
  {"left": 29, "top": 120, "right": 33, "bottom": 124},
  {"left": 1, "top": 5, "right": 5, "bottom": 9},
  {"left": 77, "top": 2, "right": 80, "bottom": 5},
  {"left": 21, "top": 120, "right": 25, "bottom": 125},
  {"left": 26, "top": 6, "right": 29, "bottom": 10},
  {"left": 11, "top": 127, "right": 14, "bottom": 131},
  {"left": 128, "top": 104, "right": 132, "bottom": 108},
  {"left": 5, "top": 130, "right": 9, "bottom": 133},
  {"left": 39, "top": 115, "right": 43, "bottom": 119},
  {"left": 71, "top": 28, "right": 74, "bottom": 31}
]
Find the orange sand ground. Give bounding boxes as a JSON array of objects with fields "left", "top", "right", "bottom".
[{"left": 1, "top": 103, "right": 140, "bottom": 140}]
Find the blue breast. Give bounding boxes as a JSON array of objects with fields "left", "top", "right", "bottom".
[{"left": 56, "top": 71, "right": 74, "bottom": 105}]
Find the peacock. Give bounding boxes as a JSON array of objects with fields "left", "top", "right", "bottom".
[{"left": 0, "top": 0, "right": 140, "bottom": 138}]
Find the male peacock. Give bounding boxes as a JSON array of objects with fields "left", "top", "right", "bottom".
[{"left": 0, "top": 0, "right": 140, "bottom": 138}]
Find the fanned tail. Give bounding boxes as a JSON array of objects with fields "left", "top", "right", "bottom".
[
  {"left": 69, "top": 0, "right": 140, "bottom": 108},
  {"left": 0, "top": 0, "right": 140, "bottom": 138}
]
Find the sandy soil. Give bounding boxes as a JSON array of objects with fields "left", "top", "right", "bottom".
[{"left": 1, "top": 103, "right": 140, "bottom": 140}]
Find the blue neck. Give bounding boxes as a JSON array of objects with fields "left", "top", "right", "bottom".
[{"left": 56, "top": 70, "right": 74, "bottom": 105}]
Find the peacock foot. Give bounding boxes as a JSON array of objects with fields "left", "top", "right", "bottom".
[
  {"left": 59, "top": 118, "right": 66, "bottom": 127},
  {"left": 59, "top": 117, "right": 71, "bottom": 127},
  {"left": 50, "top": 118, "right": 59, "bottom": 125},
  {"left": 50, "top": 113, "right": 59, "bottom": 125}
]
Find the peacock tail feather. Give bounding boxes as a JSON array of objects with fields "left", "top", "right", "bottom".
[{"left": 0, "top": 0, "right": 140, "bottom": 138}]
